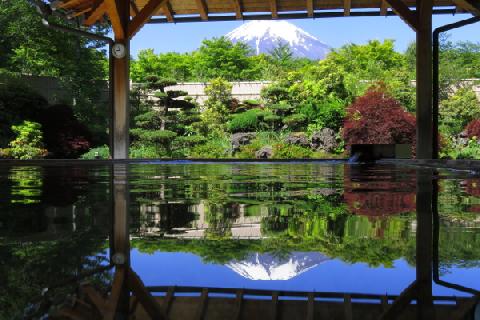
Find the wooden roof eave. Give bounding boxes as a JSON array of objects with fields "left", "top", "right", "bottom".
[{"left": 50, "top": 0, "right": 476, "bottom": 39}]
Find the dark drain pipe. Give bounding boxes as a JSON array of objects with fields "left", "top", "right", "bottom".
[{"left": 433, "top": 16, "right": 480, "bottom": 159}]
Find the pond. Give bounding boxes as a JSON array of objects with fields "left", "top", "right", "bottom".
[{"left": 1, "top": 161, "right": 480, "bottom": 318}]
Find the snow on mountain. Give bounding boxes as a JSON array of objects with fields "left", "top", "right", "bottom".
[
  {"left": 226, "top": 20, "right": 330, "bottom": 60},
  {"left": 226, "top": 252, "right": 330, "bottom": 280}
]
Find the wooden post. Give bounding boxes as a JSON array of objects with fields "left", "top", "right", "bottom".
[
  {"left": 416, "top": 169, "right": 434, "bottom": 319},
  {"left": 111, "top": 0, "right": 130, "bottom": 159},
  {"left": 416, "top": 0, "right": 433, "bottom": 159}
]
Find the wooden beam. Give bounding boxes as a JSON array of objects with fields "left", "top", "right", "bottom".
[
  {"left": 307, "top": 0, "right": 314, "bottom": 17},
  {"left": 128, "top": 268, "right": 167, "bottom": 320},
  {"left": 84, "top": 1, "right": 106, "bottom": 26},
  {"left": 57, "top": 0, "right": 89, "bottom": 9},
  {"left": 379, "top": 281, "right": 418, "bottom": 319},
  {"left": 453, "top": 0, "right": 480, "bottom": 15},
  {"left": 270, "top": 0, "right": 278, "bottom": 19},
  {"left": 385, "top": 0, "right": 418, "bottom": 31},
  {"left": 344, "top": 0, "right": 351, "bottom": 16},
  {"left": 380, "top": 0, "right": 388, "bottom": 16},
  {"left": 232, "top": 0, "right": 243, "bottom": 19},
  {"left": 163, "top": 2, "right": 174, "bottom": 22},
  {"left": 195, "top": 0, "right": 209, "bottom": 20},
  {"left": 128, "top": 0, "right": 169, "bottom": 39},
  {"left": 105, "top": 0, "right": 125, "bottom": 40},
  {"left": 130, "top": 0, "right": 140, "bottom": 16}
]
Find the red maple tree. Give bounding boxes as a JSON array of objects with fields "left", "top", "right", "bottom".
[{"left": 343, "top": 87, "right": 416, "bottom": 146}]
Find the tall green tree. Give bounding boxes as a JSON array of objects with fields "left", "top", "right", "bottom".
[{"left": 0, "top": 1, "right": 109, "bottom": 140}]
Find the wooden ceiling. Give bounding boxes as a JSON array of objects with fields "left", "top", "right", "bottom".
[{"left": 50, "top": 0, "right": 480, "bottom": 38}]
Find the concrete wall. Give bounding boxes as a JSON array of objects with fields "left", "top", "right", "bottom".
[{"left": 164, "top": 81, "right": 272, "bottom": 104}]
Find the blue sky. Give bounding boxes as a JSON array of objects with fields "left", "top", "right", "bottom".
[{"left": 130, "top": 14, "right": 480, "bottom": 58}]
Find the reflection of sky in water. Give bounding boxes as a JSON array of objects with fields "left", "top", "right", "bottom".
[{"left": 131, "top": 250, "right": 480, "bottom": 297}]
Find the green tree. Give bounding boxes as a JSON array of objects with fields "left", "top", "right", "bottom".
[
  {"left": 193, "top": 37, "right": 260, "bottom": 81},
  {"left": 0, "top": 1, "right": 109, "bottom": 141},
  {"left": 197, "top": 78, "right": 232, "bottom": 135},
  {"left": 7, "top": 121, "right": 46, "bottom": 159}
]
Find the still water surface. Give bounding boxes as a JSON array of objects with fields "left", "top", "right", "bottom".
[{"left": 1, "top": 162, "right": 479, "bottom": 318}]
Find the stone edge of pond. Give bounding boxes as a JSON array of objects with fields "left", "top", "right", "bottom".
[
  {"left": 379, "top": 159, "right": 480, "bottom": 172},
  {"left": 0, "top": 158, "right": 348, "bottom": 166}
]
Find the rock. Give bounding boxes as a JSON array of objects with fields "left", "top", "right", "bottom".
[
  {"left": 255, "top": 146, "right": 273, "bottom": 159},
  {"left": 284, "top": 133, "right": 309, "bottom": 147},
  {"left": 311, "top": 128, "right": 338, "bottom": 153},
  {"left": 231, "top": 132, "right": 256, "bottom": 152}
]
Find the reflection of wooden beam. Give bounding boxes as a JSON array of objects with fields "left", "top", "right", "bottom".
[
  {"left": 163, "top": 2, "right": 174, "bottom": 22},
  {"left": 344, "top": 0, "right": 351, "bottom": 16},
  {"left": 380, "top": 0, "right": 388, "bottom": 16},
  {"left": 195, "top": 0, "right": 208, "bottom": 20},
  {"left": 232, "top": 0, "right": 243, "bottom": 19},
  {"left": 453, "top": 0, "right": 480, "bottom": 15},
  {"left": 128, "top": 0, "right": 169, "bottom": 39},
  {"left": 385, "top": 0, "right": 418, "bottom": 31},
  {"left": 270, "top": 0, "right": 278, "bottom": 19},
  {"left": 105, "top": 0, "right": 125, "bottom": 40},
  {"left": 379, "top": 281, "right": 418, "bottom": 319},
  {"left": 307, "top": 0, "right": 314, "bottom": 17}
]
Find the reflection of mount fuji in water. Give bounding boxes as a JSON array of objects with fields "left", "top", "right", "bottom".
[{"left": 227, "top": 252, "right": 329, "bottom": 280}]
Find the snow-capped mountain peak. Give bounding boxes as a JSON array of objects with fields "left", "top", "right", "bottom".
[
  {"left": 226, "top": 252, "right": 330, "bottom": 280},
  {"left": 226, "top": 20, "right": 330, "bottom": 60}
]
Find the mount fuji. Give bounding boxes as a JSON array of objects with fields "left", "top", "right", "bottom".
[
  {"left": 226, "top": 252, "right": 330, "bottom": 280},
  {"left": 226, "top": 20, "right": 331, "bottom": 60}
]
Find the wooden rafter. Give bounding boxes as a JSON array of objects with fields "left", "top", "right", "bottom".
[
  {"left": 195, "top": 0, "right": 209, "bottom": 20},
  {"left": 270, "top": 0, "right": 278, "bottom": 18},
  {"left": 307, "top": 0, "right": 314, "bottom": 17},
  {"left": 56, "top": 0, "right": 89, "bottom": 9},
  {"left": 380, "top": 0, "right": 389, "bottom": 15},
  {"left": 84, "top": 1, "right": 106, "bottom": 26},
  {"left": 128, "top": 0, "right": 169, "bottom": 38},
  {"left": 163, "top": 2, "right": 174, "bottom": 22},
  {"left": 104, "top": 0, "right": 125, "bottom": 40},
  {"left": 385, "top": 0, "right": 418, "bottom": 31},
  {"left": 344, "top": 0, "right": 352, "bottom": 16},
  {"left": 232, "top": 0, "right": 243, "bottom": 19},
  {"left": 130, "top": 0, "right": 140, "bottom": 16},
  {"left": 453, "top": 0, "right": 480, "bottom": 15}
]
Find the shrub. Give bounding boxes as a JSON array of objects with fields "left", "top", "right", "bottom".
[
  {"left": 0, "top": 79, "right": 48, "bottom": 147},
  {"left": 343, "top": 88, "right": 416, "bottom": 146},
  {"left": 298, "top": 98, "right": 346, "bottom": 132},
  {"left": 228, "top": 109, "right": 262, "bottom": 133},
  {"left": 80, "top": 145, "right": 110, "bottom": 159},
  {"left": 130, "top": 145, "right": 165, "bottom": 159},
  {"left": 272, "top": 143, "right": 313, "bottom": 159},
  {"left": 465, "top": 119, "right": 480, "bottom": 140},
  {"left": 8, "top": 121, "right": 47, "bottom": 159},
  {"left": 39, "top": 104, "right": 92, "bottom": 159},
  {"left": 190, "top": 135, "right": 231, "bottom": 158},
  {"left": 450, "top": 139, "right": 480, "bottom": 159},
  {"left": 282, "top": 113, "right": 307, "bottom": 129},
  {"left": 440, "top": 88, "right": 480, "bottom": 135}
]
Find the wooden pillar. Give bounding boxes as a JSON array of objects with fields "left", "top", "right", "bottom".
[
  {"left": 416, "top": 169, "right": 434, "bottom": 319},
  {"left": 416, "top": 0, "right": 433, "bottom": 159},
  {"left": 112, "top": 0, "right": 130, "bottom": 159}
]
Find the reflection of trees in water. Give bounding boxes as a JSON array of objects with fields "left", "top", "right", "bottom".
[
  {"left": 1, "top": 233, "right": 110, "bottom": 319},
  {"left": 0, "top": 165, "right": 112, "bottom": 318},
  {"left": 343, "top": 164, "right": 417, "bottom": 216}
]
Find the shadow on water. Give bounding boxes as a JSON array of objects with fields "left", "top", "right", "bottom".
[{"left": 0, "top": 162, "right": 479, "bottom": 319}]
